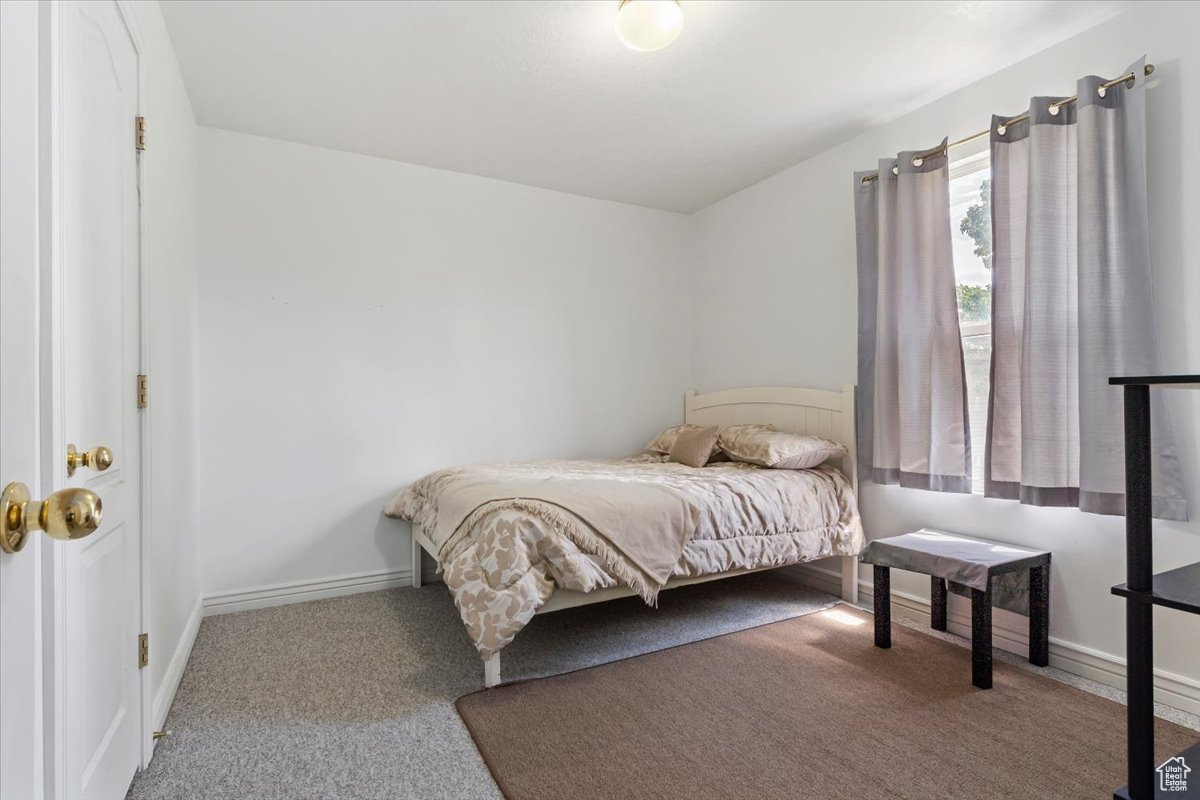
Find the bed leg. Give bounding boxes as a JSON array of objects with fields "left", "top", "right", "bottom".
[
  {"left": 411, "top": 527, "right": 422, "bottom": 589},
  {"left": 483, "top": 653, "right": 501, "bottom": 688},
  {"left": 841, "top": 556, "right": 859, "bottom": 605}
]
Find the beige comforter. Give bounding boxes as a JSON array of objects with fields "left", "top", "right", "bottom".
[{"left": 385, "top": 454, "right": 863, "bottom": 659}]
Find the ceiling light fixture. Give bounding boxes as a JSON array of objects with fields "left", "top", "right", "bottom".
[{"left": 615, "top": 0, "right": 683, "bottom": 53}]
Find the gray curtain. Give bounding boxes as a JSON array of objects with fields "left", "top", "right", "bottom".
[
  {"left": 855, "top": 141, "right": 972, "bottom": 493},
  {"left": 986, "top": 57, "right": 1187, "bottom": 519}
]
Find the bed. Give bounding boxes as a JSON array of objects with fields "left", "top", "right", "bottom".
[{"left": 387, "top": 385, "right": 863, "bottom": 687}]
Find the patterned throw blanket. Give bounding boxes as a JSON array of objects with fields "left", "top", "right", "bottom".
[{"left": 386, "top": 455, "right": 863, "bottom": 659}]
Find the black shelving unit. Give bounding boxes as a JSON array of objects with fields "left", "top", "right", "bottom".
[{"left": 1108, "top": 375, "right": 1200, "bottom": 800}]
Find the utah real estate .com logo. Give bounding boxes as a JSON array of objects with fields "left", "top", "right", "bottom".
[{"left": 1157, "top": 754, "right": 1191, "bottom": 793}]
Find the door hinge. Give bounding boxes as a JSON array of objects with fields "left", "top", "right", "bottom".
[
  {"left": 135, "top": 116, "right": 146, "bottom": 151},
  {"left": 137, "top": 374, "right": 148, "bottom": 408},
  {"left": 138, "top": 633, "right": 149, "bottom": 668}
]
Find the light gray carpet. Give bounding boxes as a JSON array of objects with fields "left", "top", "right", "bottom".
[{"left": 127, "top": 573, "right": 842, "bottom": 800}]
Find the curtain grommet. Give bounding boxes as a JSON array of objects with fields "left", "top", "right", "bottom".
[
  {"left": 1097, "top": 85, "right": 1107, "bottom": 99},
  {"left": 912, "top": 156, "right": 923, "bottom": 167},
  {"left": 1049, "top": 104, "right": 1060, "bottom": 116},
  {"left": 996, "top": 125, "right": 1007, "bottom": 136}
]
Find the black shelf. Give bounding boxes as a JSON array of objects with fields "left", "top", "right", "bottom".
[
  {"left": 1112, "top": 561, "right": 1200, "bottom": 615},
  {"left": 1109, "top": 375, "right": 1200, "bottom": 388},
  {"left": 1111, "top": 375, "right": 1199, "bottom": 800},
  {"left": 1113, "top": 740, "right": 1200, "bottom": 799}
]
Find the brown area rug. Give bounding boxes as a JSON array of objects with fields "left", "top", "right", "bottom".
[{"left": 456, "top": 606, "right": 1197, "bottom": 800}]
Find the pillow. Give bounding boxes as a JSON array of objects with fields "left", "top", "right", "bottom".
[
  {"left": 715, "top": 423, "right": 776, "bottom": 452},
  {"left": 709, "top": 423, "right": 774, "bottom": 463},
  {"left": 645, "top": 424, "right": 712, "bottom": 455},
  {"left": 668, "top": 426, "right": 720, "bottom": 468},
  {"left": 719, "top": 427, "right": 846, "bottom": 470}
]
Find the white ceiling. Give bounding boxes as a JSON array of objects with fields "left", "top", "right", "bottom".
[{"left": 162, "top": 0, "right": 1125, "bottom": 213}]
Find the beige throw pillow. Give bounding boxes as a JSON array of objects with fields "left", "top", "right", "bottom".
[
  {"left": 719, "top": 427, "right": 845, "bottom": 470},
  {"left": 645, "top": 424, "right": 709, "bottom": 455},
  {"left": 668, "top": 426, "right": 721, "bottom": 468}
]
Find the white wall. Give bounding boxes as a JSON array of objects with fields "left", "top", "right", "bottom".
[
  {"left": 196, "top": 128, "right": 691, "bottom": 601},
  {"left": 187, "top": 0, "right": 1196, "bottom": 708},
  {"left": 127, "top": 0, "right": 202, "bottom": 726},
  {"left": 691, "top": 0, "right": 1200, "bottom": 699}
]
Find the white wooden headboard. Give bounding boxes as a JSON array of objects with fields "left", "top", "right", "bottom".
[{"left": 684, "top": 385, "right": 858, "bottom": 492}]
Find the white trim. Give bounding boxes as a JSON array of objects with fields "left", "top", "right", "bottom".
[
  {"left": 948, "top": 144, "right": 990, "bottom": 179},
  {"left": 839, "top": 555, "right": 859, "bottom": 606},
  {"left": 202, "top": 569, "right": 413, "bottom": 616},
  {"left": 150, "top": 599, "right": 201, "bottom": 735},
  {"left": 109, "top": 0, "right": 155, "bottom": 768},
  {"left": 41, "top": 2, "right": 68, "bottom": 793},
  {"left": 483, "top": 653, "right": 501, "bottom": 688},
  {"left": 411, "top": 524, "right": 422, "bottom": 588},
  {"left": 783, "top": 563, "right": 1200, "bottom": 716}
]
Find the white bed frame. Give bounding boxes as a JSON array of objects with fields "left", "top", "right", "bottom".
[{"left": 411, "top": 385, "right": 860, "bottom": 687}]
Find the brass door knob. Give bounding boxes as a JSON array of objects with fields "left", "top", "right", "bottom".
[
  {"left": 0, "top": 482, "right": 103, "bottom": 554},
  {"left": 66, "top": 444, "right": 114, "bottom": 477}
]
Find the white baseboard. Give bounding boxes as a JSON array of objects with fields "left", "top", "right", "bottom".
[
  {"left": 152, "top": 597, "right": 202, "bottom": 732},
  {"left": 202, "top": 568, "right": 418, "bottom": 616},
  {"left": 780, "top": 563, "right": 1200, "bottom": 716}
]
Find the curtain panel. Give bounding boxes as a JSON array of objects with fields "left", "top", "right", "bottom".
[
  {"left": 855, "top": 141, "right": 972, "bottom": 493},
  {"left": 986, "top": 57, "right": 1187, "bottom": 520}
]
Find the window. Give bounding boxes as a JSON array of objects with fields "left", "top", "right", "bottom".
[{"left": 949, "top": 149, "right": 991, "bottom": 493}]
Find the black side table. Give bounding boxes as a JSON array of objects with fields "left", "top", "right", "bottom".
[{"left": 861, "top": 529, "right": 1051, "bottom": 689}]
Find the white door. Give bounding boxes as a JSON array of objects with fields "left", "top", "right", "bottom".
[
  {"left": 1, "top": 1, "right": 145, "bottom": 798},
  {"left": 1, "top": 2, "right": 46, "bottom": 798},
  {"left": 54, "top": 2, "right": 144, "bottom": 798}
]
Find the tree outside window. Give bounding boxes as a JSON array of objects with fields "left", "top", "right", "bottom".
[{"left": 955, "top": 177, "right": 991, "bottom": 323}]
